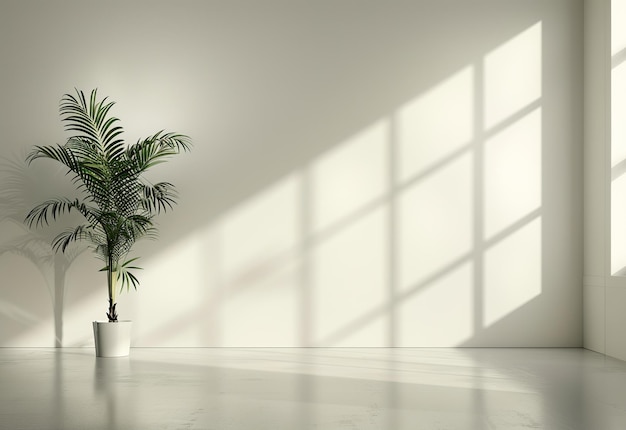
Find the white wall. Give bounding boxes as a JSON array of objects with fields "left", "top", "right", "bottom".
[
  {"left": 584, "top": 0, "right": 626, "bottom": 361},
  {"left": 583, "top": 0, "right": 610, "bottom": 355},
  {"left": 0, "top": 1, "right": 583, "bottom": 347}
]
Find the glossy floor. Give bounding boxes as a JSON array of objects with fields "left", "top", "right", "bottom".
[{"left": 0, "top": 348, "right": 625, "bottom": 429}]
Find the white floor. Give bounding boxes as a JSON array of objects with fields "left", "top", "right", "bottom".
[{"left": 0, "top": 348, "right": 624, "bottom": 429}]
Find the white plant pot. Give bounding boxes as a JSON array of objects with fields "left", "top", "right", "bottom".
[{"left": 92, "top": 321, "right": 132, "bottom": 358}]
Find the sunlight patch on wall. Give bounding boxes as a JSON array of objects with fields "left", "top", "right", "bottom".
[
  {"left": 217, "top": 173, "right": 301, "bottom": 346},
  {"left": 312, "top": 207, "right": 388, "bottom": 346},
  {"left": 483, "top": 23, "right": 542, "bottom": 130},
  {"left": 483, "top": 217, "right": 542, "bottom": 327},
  {"left": 398, "top": 262, "right": 473, "bottom": 346},
  {"left": 310, "top": 120, "right": 388, "bottom": 235},
  {"left": 611, "top": 62, "right": 626, "bottom": 168},
  {"left": 132, "top": 233, "right": 210, "bottom": 346},
  {"left": 396, "top": 66, "right": 474, "bottom": 183},
  {"left": 483, "top": 108, "right": 542, "bottom": 241},
  {"left": 479, "top": 21, "right": 543, "bottom": 333},
  {"left": 219, "top": 262, "right": 299, "bottom": 346},
  {"left": 612, "top": 0, "right": 626, "bottom": 56},
  {"left": 397, "top": 153, "right": 473, "bottom": 293}
]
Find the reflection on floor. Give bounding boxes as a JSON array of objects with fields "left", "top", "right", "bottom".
[{"left": 0, "top": 347, "right": 623, "bottom": 429}]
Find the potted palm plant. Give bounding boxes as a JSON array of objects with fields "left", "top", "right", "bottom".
[{"left": 25, "top": 88, "right": 191, "bottom": 357}]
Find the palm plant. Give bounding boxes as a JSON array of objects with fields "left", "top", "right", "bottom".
[{"left": 25, "top": 89, "right": 191, "bottom": 322}]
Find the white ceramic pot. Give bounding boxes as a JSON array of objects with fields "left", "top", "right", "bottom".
[{"left": 92, "top": 321, "right": 132, "bottom": 357}]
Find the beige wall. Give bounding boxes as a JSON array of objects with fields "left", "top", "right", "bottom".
[
  {"left": 583, "top": 0, "right": 610, "bottom": 356},
  {"left": 0, "top": 1, "right": 583, "bottom": 347},
  {"left": 584, "top": 0, "right": 626, "bottom": 361}
]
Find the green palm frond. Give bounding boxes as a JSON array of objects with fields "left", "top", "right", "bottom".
[
  {"left": 25, "top": 88, "right": 191, "bottom": 320},
  {"left": 60, "top": 89, "right": 125, "bottom": 159},
  {"left": 141, "top": 181, "right": 179, "bottom": 214},
  {"left": 118, "top": 257, "right": 142, "bottom": 291},
  {"left": 128, "top": 131, "right": 192, "bottom": 172},
  {"left": 100, "top": 257, "right": 142, "bottom": 292},
  {"left": 26, "top": 142, "right": 81, "bottom": 171},
  {"left": 52, "top": 224, "right": 95, "bottom": 253},
  {"left": 25, "top": 197, "right": 97, "bottom": 228}
]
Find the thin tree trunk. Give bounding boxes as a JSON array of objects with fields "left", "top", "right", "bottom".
[{"left": 106, "top": 256, "right": 117, "bottom": 322}]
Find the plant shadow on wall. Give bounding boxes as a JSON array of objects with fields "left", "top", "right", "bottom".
[
  {"left": 134, "top": 16, "right": 579, "bottom": 347},
  {"left": 0, "top": 154, "right": 86, "bottom": 347},
  {"left": 0, "top": 89, "right": 191, "bottom": 348}
]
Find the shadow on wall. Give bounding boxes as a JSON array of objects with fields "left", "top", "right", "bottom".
[
  {"left": 0, "top": 154, "right": 88, "bottom": 346},
  {"left": 0, "top": 1, "right": 582, "bottom": 347}
]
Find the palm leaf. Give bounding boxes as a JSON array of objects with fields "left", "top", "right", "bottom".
[
  {"left": 128, "top": 132, "right": 192, "bottom": 172},
  {"left": 141, "top": 181, "right": 179, "bottom": 213},
  {"left": 52, "top": 224, "right": 94, "bottom": 253}
]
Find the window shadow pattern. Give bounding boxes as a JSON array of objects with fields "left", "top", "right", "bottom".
[
  {"left": 132, "top": 21, "right": 555, "bottom": 348},
  {"left": 0, "top": 2, "right": 582, "bottom": 348}
]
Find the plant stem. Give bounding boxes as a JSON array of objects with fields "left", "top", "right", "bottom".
[{"left": 106, "top": 256, "right": 118, "bottom": 322}]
